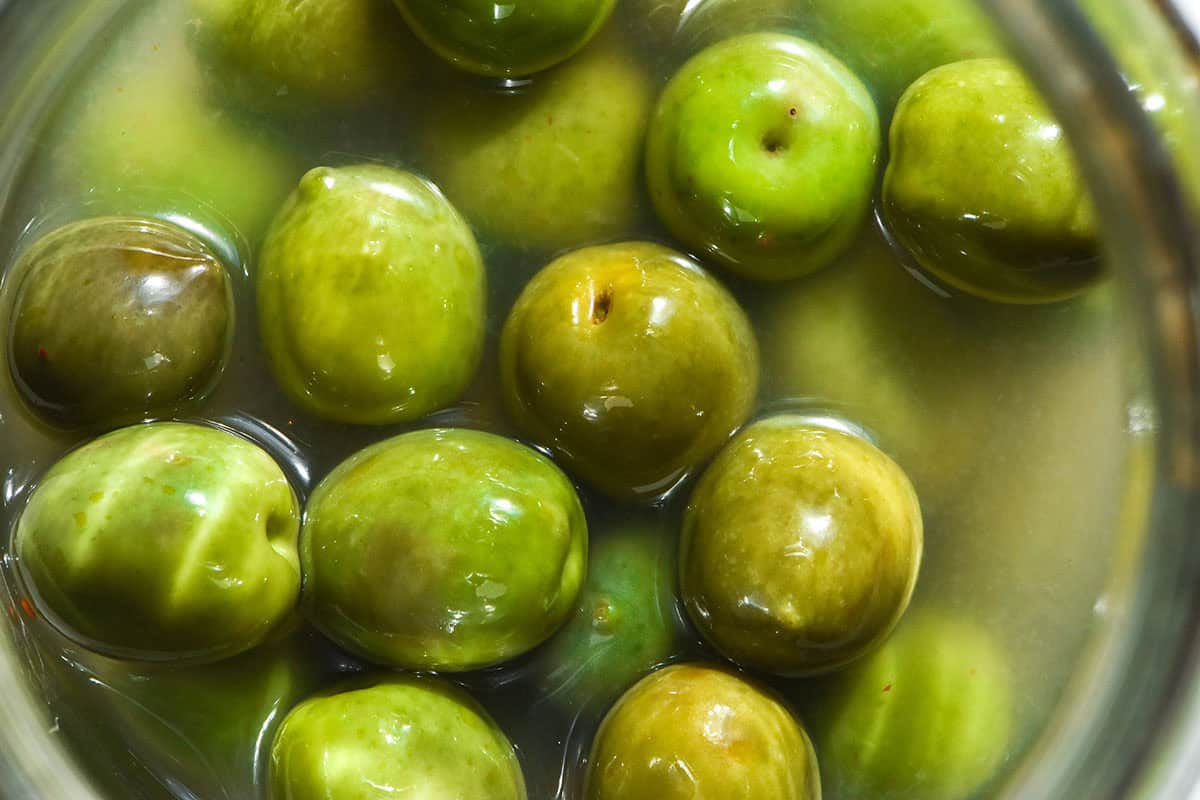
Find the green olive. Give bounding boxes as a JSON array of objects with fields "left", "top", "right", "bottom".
[
  {"left": 681, "top": 416, "right": 922, "bottom": 675},
  {"left": 270, "top": 675, "right": 527, "bottom": 799},
  {"left": 300, "top": 428, "right": 587, "bottom": 671},
  {"left": 814, "top": 611, "right": 1013, "bottom": 800},
  {"left": 585, "top": 663, "right": 820, "bottom": 799},
  {"left": 189, "top": 0, "right": 415, "bottom": 109},
  {"left": 533, "top": 525, "right": 678, "bottom": 708},
  {"left": 15, "top": 422, "right": 300, "bottom": 661},
  {"left": 883, "top": 59, "right": 1101, "bottom": 303},
  {"left": 395, "top": 0, "right": 616, "bottom": 77},
  {"left": 500, "top": 242, "right": 759, "bottom": 502},
  {"left": 421, "top": 35, "right": 652, "bottom": 252},
  {"left": 8, "top": 217, "right": 233, "bottom": 430},
  {"left": 257, "top": 164, "right": 486, "bottom": 425},
  {"left": 645, "top": 33, "right": 879, "bottom": 281}
]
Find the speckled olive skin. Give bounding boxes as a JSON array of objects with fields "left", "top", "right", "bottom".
[
  {"left": 500, "top": 242, "right": 759, "bottom": 502},
  {"left": 15, "top": 422, "right": 300, "bottom": 661},
  {"left": 300, "top": 428, "right": 587, "bottom": 671},
  {"left": 646, "top": 33, "right": 879, "bottom": 281},
  {"left": 189, "top": 0, "right": 415, "bottom": 109},
  {"left": 421, "top": 36, "right": 652, "bottom": 252},
  {"left": 257, "top": 165, "right": 486, "bottom": 425},
  {"left": 681, "top": 416, "right": 922, "bottom": 676},
  {"left": 815, "top": 612, "right": 1013, "bottom": 800},
  {"left": 270, "top": 675, "right": 527, "bottom": 800},
  {"left": 799, "top": 0, "right": 1002, "bottom": 114},
  {"left": 883, "top": 59, "right": 1101, "bottom": 304},
  {"left": 584, "top": 664, "right": 820, "bottom": 800},
  {"left": 535, "top": 526, "right": 678, "bottom": 708},
  {"left": 396, "top": 0, "right": 616, "bottom": 77},
  {"left": 8, "top": 217, "right": 233, "bottom": 430}
]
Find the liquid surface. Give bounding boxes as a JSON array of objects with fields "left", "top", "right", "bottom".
[{"left": 0, "top": 2, "right": 1134, "bottom": 798}]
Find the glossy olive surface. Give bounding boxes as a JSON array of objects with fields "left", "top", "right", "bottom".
[
  {"left": 883, "top": 58, "right": 1101, "bottom": 303},
  {"left": 422, "top": 35, "right": 652, "bottom": 252},
  {"left": 681, "top": 416, "right": 923, "bottom": 676},
  {"left": 815, "top": 611, "right": 1013, "bottom": 800},
  {"left": 189, "top": 0, "right": 414, "bottom": 109},
  {"left": 257, "top": 164, "right": 486, "bottom": 425},
  {"left": 15, "top": 422, "right": 301, "bottom": 661},
  {"left": 534, "top": 525, "right": 677, "bottom": 708},
  {"left": 500, "top": 242, "right": 759, "bottom": 502},
  {"left": 300, "top": 428, "right": 587, "bottom": 671},
  {"left": 584, "top": 663, "right": 820, "bottom": 800},
  {"left": 396, "top": 0, "right": 616, "bottom": 77},
  {"left": 270, "top": 675, "right": 527, "bottom": 800},
  {"left": 9, "top": 216, "right": 233, "bottom": 430},
  {"left": 646, "top": 32, "right": 878, "bottom": 281}
]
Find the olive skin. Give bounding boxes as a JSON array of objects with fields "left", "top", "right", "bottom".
[
  {"left": 680, "top": 416, "right": 922, "bottom": 676},
  {"left": 883, "top": 59, "right": 1101, "bottom": 303},
  {"left": 396, "top": 0, "right": 616, "bottom": 78},
  {"left": 257, "top": 165, "right": 486, "bottom": 425},
  {"left": 15, "top": 422, "right": 300, "bottom": 662},
  {"left": 645, "top": 33, "right": 879, "bottom": 281},
  {"left": 534, "top": 526, "right": 678, "bottom": 708},
  {"left": 500, "top": 242, "right": 759, "bottom": 502},
  {"left": 270, "top": 675, "right": 527, "bottom": 800},
  {"left": 189, "top": 0, "right": 414, "bottom": 109},
  {"left": 814, "top": 612, "right": 1013, "bottom": 800},
  {"left": 300, "top": 428, "right": 587, "bottom": 671},
  {"left": 584, "top": 664, "right": 820, "bottom": 800},
  {"left": 421, "top": 36, "right": 652, "bottom": 252},
  {"left": 8, "top": 217, "right": 233, "bottom": 430}
]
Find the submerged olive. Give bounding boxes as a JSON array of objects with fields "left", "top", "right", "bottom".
[
  {"left": 421, "top": 36, "right": 652, "bottom": 252},
  {"left": 300, "top": 428, "right": 587, "bottom": 671},
  {"left": 815, "top": 611, "right": 1013, "bottom": 800},
  {"left": 8, "top": 216, "right": 233, "bottom": 430},
  {"left": 189, "top": 0, "right": 415, "bottom": 109},
  {"left": 15, "top": 422, "right": 300, "bottom": 662},
  {"left": 883, "top": 59, "right": 1101, "bottom": 303},
  {"left": 681, "top": 416, "right": 923, "bottom": 676},
  {"left": 585, "top": 663, "right": 820, "bottom": 800},
  {"left": 534, "top": 525, "right": 678, "bottom": 708},
  {"left": 396, "top": 0, "right": 616, "bottom": 77},
  {"left": 500, "top": 242, "right": 759, "bottom": 502},
  {"left": 270, "top": 675, "right": 527, "bottom": 800},
  {"left": 257, "top": 165, "right": 486, "bottom": 425}
]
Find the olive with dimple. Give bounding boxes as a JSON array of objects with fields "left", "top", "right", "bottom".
[
  {"left": 395, "top": 0, "right": 616, "bottom": 78},
  {"left": 257, "top": 164, "right": 486, "bottom": 425},
  {"left": 300, "top": 428, "right": 587, "bottom": 671},
  {"left": 8, "top": 216, "right": 233, "bottom": 430},
  {"left": 270, "top": 675, "right": 527, "bottom": 800},
  {"left": 680, "top": 415, "right": 923, "bottom": 676},
  {"left": 533, "top": 525, "right": 678, "bottom": 708},
  {"left": 883, "top": 58, "right": 1101, "bottom": 303},
  {"left": 584, "top": 663, "right": 820, "bottom": 800},
  {"left": 500, "top": 242, "right": 759, "bottom": 502},
  {"left": 15, "top": 422, "right": 300, "bottom": 662}
]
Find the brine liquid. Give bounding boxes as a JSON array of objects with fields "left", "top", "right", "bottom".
[{"left": 0, "top": 2, "right": 1136, "bottom": 798}]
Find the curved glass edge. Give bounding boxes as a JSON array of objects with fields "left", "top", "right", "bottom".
[
  {"left": 979, "top": 1, "right": 1200, "bottom": 799},
  {"left": 0, "top": 6, "right": 132, "bottom": 800}
]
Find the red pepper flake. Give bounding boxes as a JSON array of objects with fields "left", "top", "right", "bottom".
[
  {"left": 882, "top": 684, "right": 892, "bottom": 693},
  {"left": 19, "top": 597, "right": 36, "bottom": 619},
  {"left": 37, "top": 347, "right": 48, "bottom": 361}
]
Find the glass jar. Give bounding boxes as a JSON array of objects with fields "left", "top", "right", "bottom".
[{"left": 0, "top": 1, "right": 1197, "bottom": 798}]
